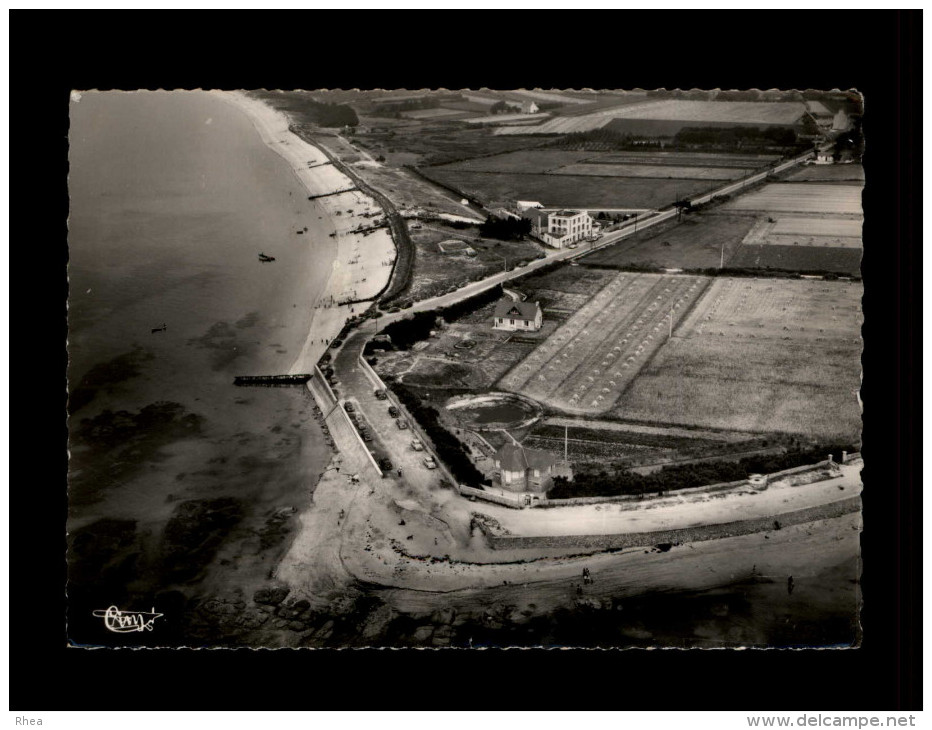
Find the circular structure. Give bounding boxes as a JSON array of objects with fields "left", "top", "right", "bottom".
[{"left": 445, "top": 392, "right": 542, "bottom": 431}]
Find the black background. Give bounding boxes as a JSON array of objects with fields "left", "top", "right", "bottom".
[{"left": 10, "top": 9, "right": 921, "bottom": 711}]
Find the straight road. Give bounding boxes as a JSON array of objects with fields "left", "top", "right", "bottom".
[{"left": 375, "top": 150, "right": 815, "bottom": 328}]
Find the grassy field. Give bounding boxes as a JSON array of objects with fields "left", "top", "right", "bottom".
[
  {"left": 402, "top": 223, "right": 545, "bottom": 302},
  {"left": 582, "top": 212, "right": 758, "bottom": 270},
  {"left": 553, "top": 163, "right": 753, "bottom": 180},
  {"left": 498, "top": 272, "right": 710, "bottom": 414},
  {"left": 613, "top": 278, "right": 863, "bottom": 442},
  {"left": 589, "top": 151, "right": 780, "bottom": 167},
  {"left": 422, "top": 169, "right": 714, "bottom": 209},
  {"left": 351, "top": 125, "right": 543, "bottom": 167},
  {"left": 769, "top": 216, "right": 863, "bottom": 238},
  {"left": 724, "top": 183, "right": 863, "bottom": 215},
  {"left": 730, "top": 244, "right": 862, "bottom": 275},
  {"left": 429, "top": 150, "right": 590, "bottom": 174},
  {"left": 784, "top": 164, "right": 865, "bottom": 183},
  {"left": 494, "top": 99, "right": 807, "bottom": 135},
  {"left": 400, "top": 108, "right": 476, "bottom": 120}
]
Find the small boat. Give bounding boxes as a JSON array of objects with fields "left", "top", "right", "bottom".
[{"left": 258, "top": 253, "right": 276, "bottom": 262}]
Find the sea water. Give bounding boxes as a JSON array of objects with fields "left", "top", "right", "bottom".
[{"left": 67, "top": 91, "right": 333, "bottom": 551}]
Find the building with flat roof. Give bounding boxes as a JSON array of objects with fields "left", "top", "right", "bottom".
[{"left": 522, "top": 208, "right": 592, "bottom": 248}]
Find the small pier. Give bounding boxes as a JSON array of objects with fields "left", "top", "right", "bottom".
[
  {"left": 233, "top": 374, "right": 312, "bottom": 387},
  {"left": 307, "top": 187, "right": 357, "bottom": 201}
]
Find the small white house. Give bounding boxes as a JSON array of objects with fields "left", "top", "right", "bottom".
[
  {"left": 493, "top": 443, "right": 563, "bottom": 493},
  {"left": 493, "top": 300, "right": 542, "bottom": 332},
  {"left": 521, "top": 100, "right": 540, "bottom": 114},
  {"left": 516, "top": 200, "right": 544, "bottom": 211}
]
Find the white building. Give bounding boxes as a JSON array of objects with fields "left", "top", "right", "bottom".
[
  {"left": 522, "top": 209, "right": 593, "bottom": 248},
  {"left": 516, "top": 200, "right": 544, "bottom": 211},
  {"left": 492, "top": 300, "right": 542, "bottom": 332},
  {"left": 521, "top": 100, "right": 539, "bottom": 114}
]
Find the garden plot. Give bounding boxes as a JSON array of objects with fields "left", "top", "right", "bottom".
[
  {"left": 498, "top": 272, "right": 709, "bottom": 415},
  {"left": 724, "top": 183, "right": 863, "bottom": 215},
  {"left": 613, "top": 278, "right": 863, "bottom": 441}
]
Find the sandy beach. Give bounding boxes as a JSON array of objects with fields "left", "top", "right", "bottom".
[{"left": 216, "top": 91, "right": 396, "bottom": 375}]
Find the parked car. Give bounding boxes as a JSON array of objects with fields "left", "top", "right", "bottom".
[
  {"left": 344, "top": 402, "right": 355, "bottom": 413},
  {"left": 361, "top": 433, "right": 372, "bottom": 442},
  {"left": 374, "top": 389, "right": 388, "bottom": 400},
  {"left": 423, "top": 457, "right": 438, "bottom": 470},
  {"left": 388, "top": 406, "right": 400, "bottom": 418},
  {"left": 411, "top": 439, "right": 424, "bottom": 452},
  {"left": 379, "top": 458, "right": 393, "bottom": 471},
  {"left": 396, "top": 420, "right": 409, "bottom": 430}
]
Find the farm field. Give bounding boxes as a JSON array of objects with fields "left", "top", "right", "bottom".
[
  {"left": 495, "top": 99, "right": 807, "bottom": 135},
  {"left": 613, "top": 278, "right": 863, "bottom": 442},
  {"left": 430, "top": 150, "right": 590, "bottom": 174},
  {"left": 769, "top": 216, "right": 862, "bottom": 238},
  {"left": 351, "top": 125, "right": 543, "bottom": 167},
  {"left": 784, "top": 164, "right": 865, "bottom": 183},
  {"left": 730, "top": 245, "right": 862, "bottom": 276},
  {"left": 553, "top": 163, "right": 753, "bottom": 180},
  {"left": 589, "top": 151, "right": 781, "bottom": 167},
  {"left": 582, "top": 212, "right": 758, "bottom": 270},
  {"left": 723, "top": 183, "right": 863, "bottom": 215},
  {"left": 498, "top": 272, "right": 710, "bottom": 414},
  {"left": 400, "top": 108, "right": 476, "bottom": 120},
  {"left": 422, "top": 169, "right": 713, "bottom": 209}
]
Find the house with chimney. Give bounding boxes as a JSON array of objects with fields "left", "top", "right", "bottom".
[
  {"left": 492, "top": 299, "right": 542, "bottom": 332},
  {"left": 492, "top": 442, "right": 573, "bottom": 494}
]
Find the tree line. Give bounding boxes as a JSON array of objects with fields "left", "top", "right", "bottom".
[{"left": 548, "top": 443, "right": 858, "bottom": 500}]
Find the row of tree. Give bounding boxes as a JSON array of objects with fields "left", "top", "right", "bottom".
[
  {"left": 390, "top": 382, "right": 486, "bottom": 487},
  {"left": 674, "top": 125, "right": 799, "bottom": 146},
  {"left": 479, "top": 215, "right": 532, "bottom": 241},
  {"left": 366, "top": 284, "right": 506, "bottom": 354},
  {"left": 548, "top": 444, "right": 858, "bottom": 499}
]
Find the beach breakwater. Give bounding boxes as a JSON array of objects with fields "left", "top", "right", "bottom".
[{"left": 218, "top": 91, "right": 398, "bottom": 375}]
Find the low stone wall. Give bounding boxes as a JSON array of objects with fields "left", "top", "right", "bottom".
[
  {"left": 310, "top": 367, "right": 382, "bottom": 477},
  {"left": 459, "top": 485, "right": 526, "bottom": 509},
  {"left": 537, "top": 478, "right": 751, "bottom": 508},
  {"left": 481, "top": 496, "right": 862, "bottom": 551}
]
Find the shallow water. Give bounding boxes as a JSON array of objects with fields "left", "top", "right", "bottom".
[{"left": 67, "top": 92, "right": 336, "bottom": 637}]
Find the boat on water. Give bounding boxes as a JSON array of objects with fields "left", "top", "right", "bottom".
[{"left": 258, "top": 252, "right": 276, "bottom": 262}]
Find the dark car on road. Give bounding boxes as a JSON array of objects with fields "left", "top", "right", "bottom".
[
  {"left": 379, "top": 458, "right": 393, "bottom": 472},
  {"left": 375, "top": 389, "right": 388, "bottom": 400},
  {"left": 344, "top": 402, "right": 355, "bottom": 413},
  {"left": 388, "top": 406, "right": 400, "bottom": 418}
]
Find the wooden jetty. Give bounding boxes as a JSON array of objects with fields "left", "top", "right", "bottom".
[
  {"left": 307, "top": 187, "right": 357, "bottom": 201},
  {"left": 233, "top": 374, "right": 312, "bottom": 387}
]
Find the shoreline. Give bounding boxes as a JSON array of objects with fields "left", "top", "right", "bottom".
[{"left": 215, "top": 91, "right": 396, "bottom": 375}]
